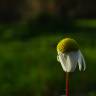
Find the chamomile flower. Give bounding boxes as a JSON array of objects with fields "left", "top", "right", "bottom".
[{"left": 57, "top": 38, "right": 86, "bottom": 72}]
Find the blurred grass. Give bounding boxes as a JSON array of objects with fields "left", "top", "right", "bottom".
[
  {"left": 0, "top": 22, "right": 96, "bottom": 96},
  {"left": 75, "top": 19, "right": 96, "bottom": 28}
]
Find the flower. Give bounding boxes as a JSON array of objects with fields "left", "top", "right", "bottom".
[{"left": 57, "top": 38, "right": 86, "bottom": 72}]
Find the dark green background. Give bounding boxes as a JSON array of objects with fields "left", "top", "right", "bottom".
[{"left": 0, "top": 21, "right": 96, "bottom": 96}]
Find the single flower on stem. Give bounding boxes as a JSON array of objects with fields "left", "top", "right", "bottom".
[{"left": 57, "top": 38, "right": 86, "bottom": 96}]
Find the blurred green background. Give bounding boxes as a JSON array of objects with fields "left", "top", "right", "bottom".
[{"left": 0, "top": 0, "right": 96, "bottom": 96}]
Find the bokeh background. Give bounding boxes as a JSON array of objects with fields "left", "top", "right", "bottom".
[{"left": 0, "top": 0, "right": 96, "bottom": 96}]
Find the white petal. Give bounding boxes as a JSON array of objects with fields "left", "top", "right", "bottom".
[
  {"left": 80, "top": 51, "right": 86, "bottom": 71},
  {"left": 57, "top": 55, "right": 60, "bottom": 62},
  {"left": 66, "top": 52, "right": 78, "bottom": 72},
  {"left": 58, "top": 52, "right": 67, "bottom": 72},
  {"left": 82, "top": 56, "right": 86, "bottom": 71},
  {"left": 78, "top": 53, "right": 82, "bottom": 71},
  {"left": 78, "top": 50, "right": 86, "bottom": 71},
  {"left": 66, "top": 55, "right": 72, "bottom": 72}
]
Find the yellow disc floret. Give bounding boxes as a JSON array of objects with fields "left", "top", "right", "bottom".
[{"left": 57, "top": 38, "right": 79, "bottom": 53}]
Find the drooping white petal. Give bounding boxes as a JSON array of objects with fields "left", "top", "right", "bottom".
[
  {"left": 66, "top": 55, "right": 72, "bottom": 72},
  {"left": 79, "top": 51, "right": 86, "bottom": 71},
  {"left": 58, "top": 52, "right": 67, "bottom": 72},
  {"left": 66, "top": 52, "right": 78, "bottom": 72},
  {"left": 78, "top": 52, "right": 82, "bottom": 71},
  {"left": 82, "top": 55, "right": 86, "bottom": 71},
  {"left": 57, "top": 55, "right": 60, "bottom": 62}
]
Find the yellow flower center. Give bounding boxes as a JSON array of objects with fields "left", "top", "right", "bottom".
[{"left": 57, "top": 38, "right": 79, "bottom": 53}]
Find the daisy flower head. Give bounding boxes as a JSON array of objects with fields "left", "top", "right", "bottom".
[{"left": 57, "top": 38, "right": 86, "bottom": 72}]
